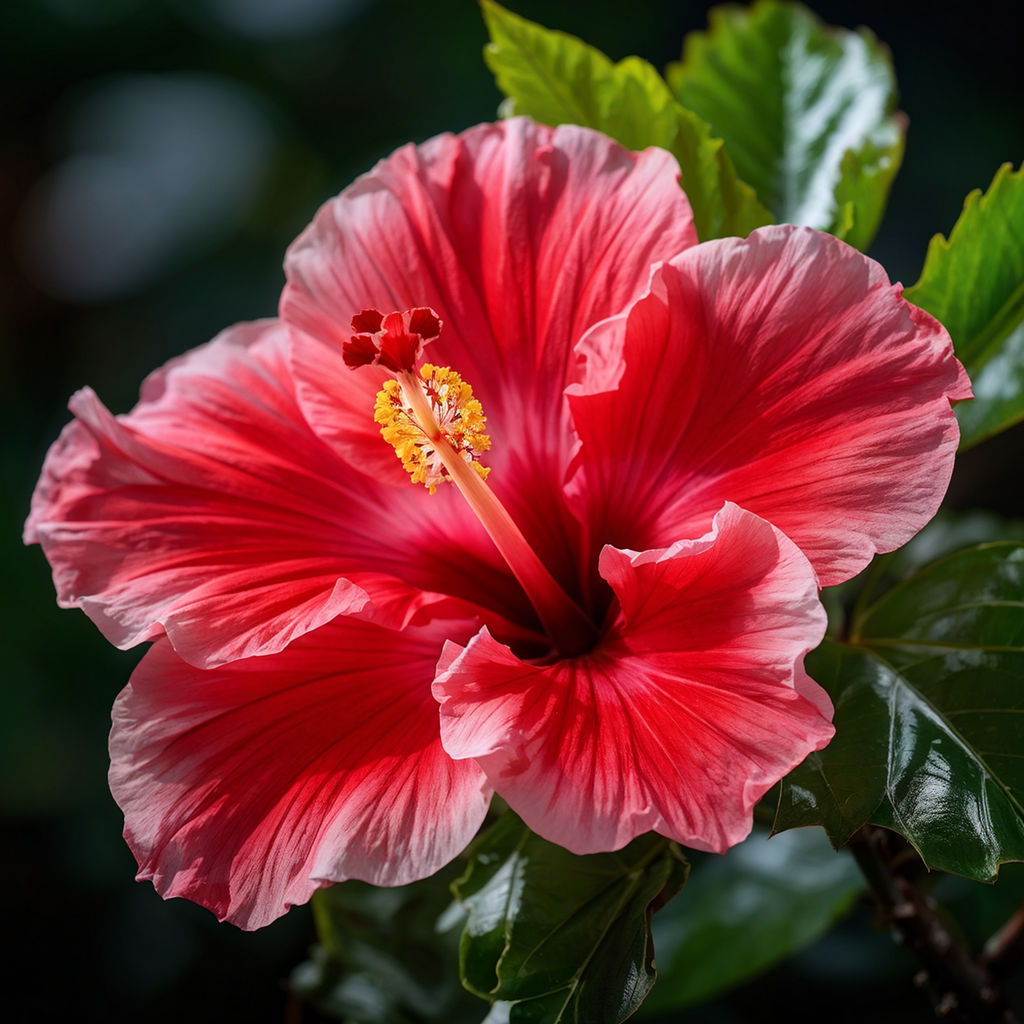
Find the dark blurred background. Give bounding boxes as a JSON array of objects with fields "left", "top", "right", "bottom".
[{"left": 2, "top": 1, "right": 1020, "bottom": 1021}]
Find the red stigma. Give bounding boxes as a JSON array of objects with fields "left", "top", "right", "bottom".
[{"left": 343, "top": 307, "right": 442, "bottom": 372}]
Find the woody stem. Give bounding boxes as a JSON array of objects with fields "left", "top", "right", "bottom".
[{"left": 848, "top": 825, "right": 1019, "bottom": 1023}]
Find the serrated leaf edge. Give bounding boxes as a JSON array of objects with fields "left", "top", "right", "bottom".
[{"left": 905, "top": 162, "right": 1024, "bottom": 372}]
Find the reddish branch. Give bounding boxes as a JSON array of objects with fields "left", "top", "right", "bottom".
[
  {"left": 849, "top": 825, "right": 1020, "bottom": 1023},
  {"left": 982, "top": 905, "right": 1024, "bottom": 982}
]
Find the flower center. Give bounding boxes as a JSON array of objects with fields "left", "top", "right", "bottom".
[{"left": 345, "top": 306, "right": 597, "bottom": 657}]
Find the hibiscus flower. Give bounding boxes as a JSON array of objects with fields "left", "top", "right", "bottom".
[{"left": 25, "top": 118, "right": 970, "bottom": 929}]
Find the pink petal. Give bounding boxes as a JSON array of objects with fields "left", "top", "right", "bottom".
[
  {"left": 567, "top": 226, "right": 973, "bottom": 586},
  {"left": 26, "top": 319, "right": 529, "bottom": 667},
  {"left": 110, "top": 614, "right": 491, "bottom": 930},
  {"left": 281, "top": 118, "right": 697, "bottom": 587},
  {"left": 434, "top": 503, "right": 832, "bottom": 855}
]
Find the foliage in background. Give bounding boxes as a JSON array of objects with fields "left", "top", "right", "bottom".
[
  {"left": 293, "top": 867, "right": 483, "bottom": 1024},
  {"left": 666, "top": 0, "right": 904, "bottom": 250}
]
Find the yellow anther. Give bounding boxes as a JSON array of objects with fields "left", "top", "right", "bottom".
[{"left": 374, "top": 364, "right": 491, "bottom": 494}]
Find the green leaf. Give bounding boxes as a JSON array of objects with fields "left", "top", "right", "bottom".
[
  {"left": 904, "top": 163, "right": 1024, "bottom": 449},
  {"left": 774, "top": 642, "right": 889, "bottom": 846},
  {"left": 956, "top": 324, "right": 1024, "bottom": 449},
  {"left": 293, "top": 870, "right": 483, "bottom": 1024},
  {"left": 480, "top": 0, "right": 772, "bottom": 241},
  {"left": 641, "top": 827, "right": 862, "bottom": 1012},
  {"left": 453, "top": 812, "right": 689, "bottom": 1024},
  {"left": 776, "top": 545, "right": 1024, "bottom": 880},
  {"left": 666, "top": 0, "right": 903, "bottom": 247},
  {"left": 853, "top": 542, "right": 1024, "bottom": 664},
  {"left": 824, "top": 510, "right": 1024, "bottom": 643},
  {"left": 831, "top": 121, "right": 905, "bottom": 251}
]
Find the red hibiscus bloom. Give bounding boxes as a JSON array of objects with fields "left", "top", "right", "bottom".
[{"left": 25, "top": 119, "right": 970, "bottom": 929}]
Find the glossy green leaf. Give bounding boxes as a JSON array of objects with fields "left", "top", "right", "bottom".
[
  {"left": 777, "top": 545, "right": 1024, "bottom": 880},
  {"left": 480, "top": 0, "right": 772, "bottom": 241},
  {"left": 904, "top": 163, "right": 1024, "bottom": 448},
  {"left": 854, "top": 542, "right": 1024, "bottom": 664},
  {"left": 774, "top": 642, "right": 889, "bottom": 846},
  {"left": 666, "top": 0, "right": 903, "bottom": 247},
  {"left": 829, "top": 511, "right": 1024, "bottom": 643},
  {"left": 453, "top": 812, "right": 689, "bottom": 1024},
  {"left": 865, "top": 647, "right": 1024, "bottom": 880},
  {"left": 293, "top": 871, "right": 482, "bottom": 1024},
  {"left": 641, "top": 827, "right": 862, "bottom": 1012}
]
